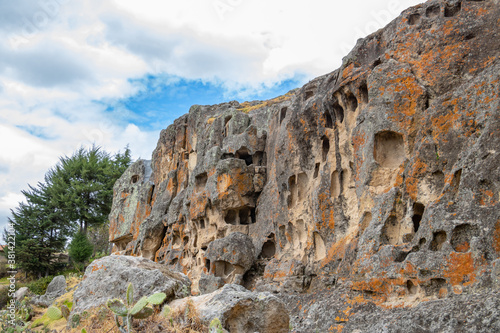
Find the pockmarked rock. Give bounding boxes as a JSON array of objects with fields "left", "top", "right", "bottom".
[{"left": 107, "top": 0, "right": 500, "bottom": 331}]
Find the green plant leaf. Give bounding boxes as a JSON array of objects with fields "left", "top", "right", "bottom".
[
  {"left": 81, "top": 329, "right": 87, "bottom": 333},
  {"left": 126, "top": 283, "right": 134, "bottom": 307},
  {"left": 129, "top": 296, "right": 148, "bottom": 315},
  {"left": 147, "top": 292, "right": 166, "bottom": 305},
  {"left": 46, "top": 306, "right": 62, "bottom": 320},
  {"left": 106, "top": 299, "right": 128, "bottom": 316},
  {"left": 132, "top": 307, "right": 154, "bottom": 319}
]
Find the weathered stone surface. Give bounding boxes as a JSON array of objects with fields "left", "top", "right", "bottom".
[
  {"left": 109, "top": 0, "right": 500, "bottom": 331},
  {"left": 32, "top": 275, "right": 66, "bottom": 307},
  {"left": 71, "top": 255, "right": 190, "bottom": 314},
  {"left": 281, "top": 287, "right": 500, "bottom": 333},
  {"left": 169, "top": 284, "right": 290, "bottom": 333},
  {"left": 203, "top": 232, "right": 255, "bottom": 289},
  {"left": 198, "top": 274, "right": 225, "bottom": 295},
  {"left": 14, "top": 287, "right": 29, "bottom": 301}
]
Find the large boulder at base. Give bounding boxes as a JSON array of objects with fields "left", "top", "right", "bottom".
[
  {"left": 71, "top": 255, "right": 191, "bottom": 314},
  {"left": 32, "top": 275, "right": 66, "bottom": 307},
  {"left": 169, "top": 284, "right": 289, "bottom": 333}
]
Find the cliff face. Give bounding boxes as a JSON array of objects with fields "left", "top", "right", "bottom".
[{"left": 109, "top": 0, "right": 499, "bottom": 331}]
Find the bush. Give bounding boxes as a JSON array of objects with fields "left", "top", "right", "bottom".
[
  {"left": 0, "top": 286, "right": 9, "bottom": 309},
  {"left": 28, "top": 275, "right": 54, "bottom": 295},
  {"left": 69, "top": 231, "right": 93, "bottom": 268}
]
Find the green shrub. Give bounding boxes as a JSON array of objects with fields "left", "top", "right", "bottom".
[
  {"left": 28, "top": 276, "right": 54, "bottom": 295},
  {"left": 69, "top": 231, "right": 93, "bottom": 268},
  {"left": 0, "top": 286, "right": 9, "bottom": 309}
]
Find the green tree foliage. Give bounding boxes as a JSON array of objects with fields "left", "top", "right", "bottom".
[
  {"left": 3, "top": 145, "right": 131, "bottom": 277},
  {"left": 5, "top": 184, "right": 69, "bottom": 277},
  {"left": 68, "top": 231, "right": 93, "bottom": 267},
  {"left": 47, "top": 145, "right": 131, "bottom": 233}
]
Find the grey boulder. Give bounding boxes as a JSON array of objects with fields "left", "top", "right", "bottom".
[
  {"left": 169, "top": 284, "right": 290, "bottom": 333},
  {"left": 71, "top": 255, "right": 191, "bottom": 315},
  {"left": 14, "top": 287, "right": 29, "bottom": 301},
  {"left": 32, "top": 275, "right": 67, "bottom": 307}
]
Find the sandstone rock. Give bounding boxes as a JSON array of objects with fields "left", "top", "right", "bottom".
[
  {"left": 198, "top": 274, "right": 225, "bottom": 295},
  {"left": 169, "top": 284, "right": 290, "bottom": 333},
  {"left": 108, "top": 0, "right": 500, "bottom": 331},
  {"left": 32, "top": 275, "right": 66, "bottom": 307},
  {"left": 204, "top": 232, "right": 255, "bottom": 290},
  {"left": 14, "top": 287, "right": 29, "bottom": 301},
  {"left": 71, "top": 255, "right": 190, "bottom": 314}
]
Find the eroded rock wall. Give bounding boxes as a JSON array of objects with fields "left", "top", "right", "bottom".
[{"left": 109, "top": 0, "right": 499, "bottom": 330}]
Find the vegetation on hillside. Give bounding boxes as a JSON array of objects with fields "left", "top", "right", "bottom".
[{"left": 2, "top": 145, "right": 132, "bottom": 278}]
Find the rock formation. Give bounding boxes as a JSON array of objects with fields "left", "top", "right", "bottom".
[
  {"left": 108, "top": 0, "right": 500, "bottom": 331},
  {"left": 32, "top": 275, "right": 67, "bottom": 307},
  {"left": 71, "top": 255, "right": 191, "bottom": 315},
  {"left": 170, "top": 284, "right": 290, "bottom": 333}
]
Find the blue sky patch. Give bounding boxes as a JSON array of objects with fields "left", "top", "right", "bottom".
[{"left": 101, "top": 74, "right": 306, "bottom": 131}]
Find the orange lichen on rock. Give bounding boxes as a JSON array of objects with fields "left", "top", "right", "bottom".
[
  {"left": 405, "top": 158, "right": 428, "bottom": 200},
  {"left": 493, "top": 219, "right": 500, "bottom": 254},
  {"left": 444, "top": 252, "right": 476, "bottom": 286}
]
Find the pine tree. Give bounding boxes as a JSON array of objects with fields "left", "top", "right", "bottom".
[
  {"left": 5, "top": 184, "right": 68, "bottom": 277},
  {"left": 46, "top": 145, "right": 131, "bottom": 234},
  {"left": 68, "top": 231, "right": 93, "bottom": 268},
  {"left": 3, "top": 145, "right": 132, "bottom": 276}
]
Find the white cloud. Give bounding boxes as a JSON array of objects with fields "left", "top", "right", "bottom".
[{"left": 0, "top": 0, "right": 423, "bottom": 230}]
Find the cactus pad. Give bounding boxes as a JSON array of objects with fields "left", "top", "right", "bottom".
[
  {"left": 147, "top": 292, "right": 167, "bottom": 305},
  {"left": 46, "top": 306, "right": 62, "bottom": 320},
  {"left": 106, "top": 299, "right": 128, "bottom": 316},
  {"left": 132, "top": 307, "right": 154, "bottom": 319},
  {"left": 126, "top": 283, "right": 134, "bottom": 307},
  {"left": 129, "top": 296, "right": 148, "bottom": 315}
]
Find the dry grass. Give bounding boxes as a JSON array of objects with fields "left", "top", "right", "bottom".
[
  {"left": 237, "top": 91, "right": 294, "bottom": 114},
  {"left": 69, "top": 300, "right": 207, "bottom": 333}
]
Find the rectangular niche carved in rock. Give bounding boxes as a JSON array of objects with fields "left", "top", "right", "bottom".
[
  {"left": 374, "top": 131, "right": 405, "bottom": 168},
  {"left": 297, "top": 172, "right": 308, "bottom": 201},
  {"left": 331, "top": 171, "right": 341, "bottom": 198},
  {"left": 345, "top": 91, "right": 358, "bottom": 112},
  {"left": 288, "top": 175, "right": 297, "bottom": 208},
  {"left": 252, "top": 151, "right": 266, "bottom": 166},
  {"left": 224, "top": 209, "right": 237, "bottom": 225},
  {"left": 280, "top": 107, "right": 287, "bottom": 125},
  {"left": 195, "top": 172, "right": 208, "bottom": 192},
  {"left": 380, "top": 215, "right": 401, "bottom": 246},
  {"left": 314, "top": 163, "right": 320, "bottom": 179},
  {"left": 313, "top": 232, "right": 326, "bottom": 261},
  {"left": 322, "top": 137, "right": 330, "bottom": 162}
]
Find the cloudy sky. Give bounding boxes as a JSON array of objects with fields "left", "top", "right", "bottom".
[{"left": 0, "top": 0, "right": 422, "bottom": 231}]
